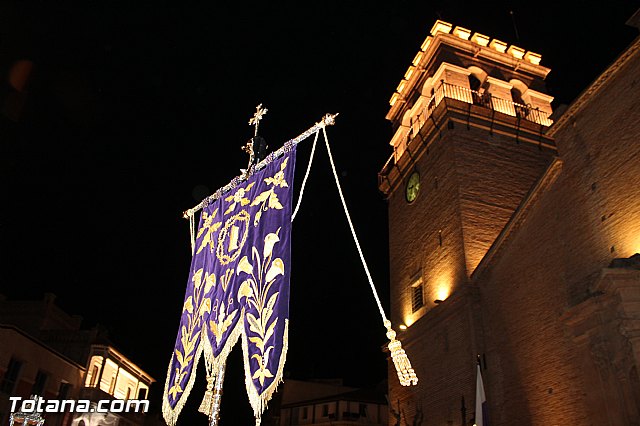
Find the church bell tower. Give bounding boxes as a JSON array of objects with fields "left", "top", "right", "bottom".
[{"left": 379, "top": 20, "right": 557, "bottom": 424}]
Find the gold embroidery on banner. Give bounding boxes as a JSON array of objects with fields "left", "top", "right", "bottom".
[
  {"left": 224, "top": 182, "right": 255, "bottom": 215},
  {"left": 216, "top": 210, "right": 250, "bottom": 265},
  {"left": 209, "top": 267, "right": 238, "bottom": 347},
  {"left": 220, "top": 267, "right": 234, "bottom": 292},
  {"left": 251, "top": 157, "right": 289, "bottom": 226},
  {"left": 196, "top": 209, "right": 222, "bottom": 254},
  {"left": 228, "top": 225, "right": 240, "bottom": 251},
  {"left": 168, "top": 269, "right": 214, "bottom": 400},
  {"left": 210, "top": 298, "right": 238, "bottom": 342},
  {"left": 237, "top": 228, "right": 284, "bottom": 386}
]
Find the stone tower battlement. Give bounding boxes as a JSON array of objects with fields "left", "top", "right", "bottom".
[
  {"left": 389, "top": 20, "right": 547, "bottom": 111},
  {"left": 385, "top": 20, "right": 554, "bottom": 165}
]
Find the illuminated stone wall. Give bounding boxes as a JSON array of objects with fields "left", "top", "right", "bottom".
[
  {"left": 475, "top": 36, "right": 640, "bottom": 425},
  {"left": 388, "top": 128, "right": 468, "bottom": 330},
  {"left": 387, "top": 122, "right": 555, "bottom": 426},
  {"left": 384, "top": 18, "right": 640, "bottom": 426}
]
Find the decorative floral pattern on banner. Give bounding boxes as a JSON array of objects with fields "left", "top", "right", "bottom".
[{"left": 163, "top": 147, "right": 296, "bottom": 425}]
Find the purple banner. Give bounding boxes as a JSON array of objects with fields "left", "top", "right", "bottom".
[{"left": 163, "top": 146, "right": 296, "bottom": 424}]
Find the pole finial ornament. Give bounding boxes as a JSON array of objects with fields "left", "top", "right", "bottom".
[
  {"left": 242, "top": 104, "right": 269, "bottom": 178},
  {"left": 249, "top": 104, "right": 268, "bottom": 137}
]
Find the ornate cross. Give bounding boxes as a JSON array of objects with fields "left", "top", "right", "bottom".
[
  {"left": 248, "top": 104, "right": 268, "bottom": 136},
  {"left": 241, "top": 104, "right": 269, "bottom": 178}
]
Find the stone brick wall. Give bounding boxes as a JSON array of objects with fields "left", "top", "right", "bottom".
[
  {"left": 387, "top": 33, "right": 640, "bottom": 426},
  {"left": 388, "top": 128, "right": 468, "bottom": 330},
  {"left": 474, "top": 38, "right": 640, "bottom": 425},
  {"left": 452, "top": 129, "right": 555, "bottom": 274},
  {"left": 387, "top": 120, "right": 554, "bottom": 425},
  {"left": 388, "top": 286, "right": 482, "bottom": 426}
]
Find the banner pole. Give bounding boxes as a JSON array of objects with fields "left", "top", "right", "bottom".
[
  {"left": 209, "top": 363, "right": 226, "bottom": 426},
  {"left": 183, "top": 113, "right": 337, "bottom": 219}
]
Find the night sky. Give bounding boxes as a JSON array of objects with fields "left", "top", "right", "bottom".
[{"left": 0, "top": 1, "right": 638, "bottom": 424}]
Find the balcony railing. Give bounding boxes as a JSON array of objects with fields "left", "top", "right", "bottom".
[
  {"left": 379, "top": 81, "right": 554, "bottom": 193},
  {"left": 395, "top": 82, "right": 552, "bottom": 161},
  {"left": 408, "top": 81, "right": 552, "bottom": 138}
]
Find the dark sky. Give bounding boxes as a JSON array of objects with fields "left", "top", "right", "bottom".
[{"left": 0, "top": 1, "right": 638, "bottom": 424}]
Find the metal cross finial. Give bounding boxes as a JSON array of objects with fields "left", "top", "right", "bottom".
[{"left": 248, "top": 104, "right": 268, "bottom": 136}]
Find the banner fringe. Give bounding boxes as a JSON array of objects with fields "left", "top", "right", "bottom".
[
  {"left": 162, "top": 339, "right": 205, "bottom": 426},
  {"left": 211, "top": 319, "right": 243, "bottom": 373},
  {"left": 242, "top": 319, "right": 289, "bottom": 423},
  {"left": 198, "top": 320, "right": 242, "bottom": 417}
]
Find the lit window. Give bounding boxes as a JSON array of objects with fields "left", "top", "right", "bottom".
[
  {"left": 109, "top": 375, "right": 116, "bottom": 395},
  {"left": 85, "top": 356, "right": 104, "bottom": 387},
  {"left": 90, "top": 365, "right": 99, "bottom": 387}
]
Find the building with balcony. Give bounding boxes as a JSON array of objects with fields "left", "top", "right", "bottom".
[
  {"left": 271, "top": 379, "right": 387, "bottom": 426},
  {"left": 0, "top": 294, "right": 155, "bottom": 426},
  {"left": 0, "top": 323, "right": 84, "bottom": 426},
  {"left": 380, "top": 12, "right": 640, "bottom": 426}
]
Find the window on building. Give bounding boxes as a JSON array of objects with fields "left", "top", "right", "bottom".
[
  {"left": 109, "top": 375, "right": 116, "bottom": 395},
  {"left": 58, "top": 382, "right": 72, "bottom": 399},
  {"left": 409, "top": 89, "right": 421, "bottom": 108},
  {"left": 411, "top": 280, "right": 424, "bottom": 313},
  {"left": 470, "top": 75, "right": 489, "bottom": 106},
  {"left": 302, "top": 406, "right": 308, "bottom": 420},
  {"left": 511, "top": 87, "right": 528, "bottom": 118},
  {"left": 469, "top": 74, "right": 481, "bottom": 92},
  {"left": 137, "top": 387, "right": 148, "bottom": 399},
  {"left": 322, "top": 404, "right": 329, "bottom": 417},
  {"left": 359, "top": 403, "right": 367, "bottom": 417},
  {"left": 1, "top": 357, "right": 23, "bottom": 394},
  {"left": 32, "top": 370, "right": 49, "bottom": 396},
  {"left": 90, "top": 365, "right": 99, "bottom": 387},
  {"left": 428, "top": 87, "right": 436, "bottom": 111},
  {"left": 511, "top": 87, "right": 525, "bottom": 105}
]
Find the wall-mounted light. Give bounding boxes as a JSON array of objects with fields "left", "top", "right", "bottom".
[
  {"left": 436, "top": 284, "right": 450, "bottom": 302},
  {"left": 434, "top": 299, "right": 443, "bottom": 304},
  {"left": 399, "top": 324, "right": 408, "bottom": 330}
]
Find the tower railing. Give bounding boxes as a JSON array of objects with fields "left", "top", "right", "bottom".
[
  {"left": 411, "top": 81, "right": 552, "bottom": 135},
  {"left": 388, "top": 81, "right": 553, "bottom": 171}
]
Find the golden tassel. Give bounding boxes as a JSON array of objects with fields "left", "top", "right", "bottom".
[
  {"left": 198, "top": 374, "right": 215, "bottom": 416},
  {"left": 385, "top": 320, "right": 418, "bottom": 386}
]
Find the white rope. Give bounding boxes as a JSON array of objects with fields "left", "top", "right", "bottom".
[
  {"left": 322, "top": 127, "right": 418, "bottom": 386},
  {"left": 321, "top": 126, "right": 388, "bottom": 324},
  {"left": 189, "top": 213, "right": 196, "bottom": 255},
  {"left": 291, "top": 130, "right": 319, "bottom": 222}
]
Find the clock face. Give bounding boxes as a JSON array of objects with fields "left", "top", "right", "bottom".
[{"left": 406, "top": 171, "right": 420, "bottom": 203}]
